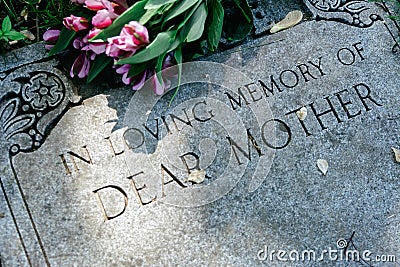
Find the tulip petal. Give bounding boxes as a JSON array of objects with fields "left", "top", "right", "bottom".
[
  {"left": 70, "top": 54, "right": 90, "bottom": 78},
  {"left": 131, "top": 71, "right": 147, "bottom": 91},
  {"left": 43, "top": 29, "right": 60, "bottom": 42},
  {"left": 152, "top": 75, "right": 165, "bottom": 95},
  {"left": 85, "top": 0, "right": 105, "bottom": 11},
  {"left": 92, "top": 10, "right": 113, "bottom": 28}
]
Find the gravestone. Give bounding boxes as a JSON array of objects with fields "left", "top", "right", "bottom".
[{"left": 1, "top": 1, "right": 399, "bottom": 266}]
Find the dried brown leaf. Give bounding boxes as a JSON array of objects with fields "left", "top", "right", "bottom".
[
  {"left": 270, "top": 10, "right": 303, "bottom": 34},
  {"left": 20, "top": 30, "right": 35, "bottom": 41}
]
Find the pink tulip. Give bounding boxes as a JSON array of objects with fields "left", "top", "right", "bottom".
[
  {"left": 92, "top": 9, "right": 117, "bottom": 28},
  {"left": 105, "top": 21, "right": 148, "bottom": 58},
  {"left": 86, "top": 0, "right": 127, "bottom": 14},
  {"left": 88, "top": 0, "right": 120, "bottom": 28},
  {"left": 106, "top": 36, "right": 131, "bottom": 58},
  {"left": 88, "top": 28, "right": 101, "bottom": 39},
  {"left": 70, "top": 54, "right": 91, "bottom": 78},
  {"left": 85, "top": 0, "right": 107, "bottom": 11},
  {"left": 43, "top": 29, "right": 60, "bottom": 50},
  {"left": 121, "top": 21, "right": 149, "bottom": 46},
  {"left": 63, "top": 15, "right": 89, "bottom": 32}
]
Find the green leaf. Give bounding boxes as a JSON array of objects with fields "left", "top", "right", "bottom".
[
  {"left": 164, "top": 0, "right": 200, "bottom": 22},
  {"left": 4, "top": 30, "right": 26, "bottom": 41},
  {"left": 155, "top": 53, "right": 166, "bottom": 84},
  {"left": 166, "top": 0, "right": 200, "bottom": 34},
  {"left": 139, "top": 7, "right": 160, "bottom": 24},
  {"left": 224, "top": 0, "right": 253, "bottom": 41},
  {"left": 183, "top": 3, "right": 207, "bottom": 42},
  {"left": 117, "top": 31, "right": 175, "bottom": 65},
  {"left": 145, "top": 0, "right": 178, "bottom": 9},
  {"left": 207, "top": 0, "right": 224, "bottom": 51},
  {"left": 48, "top": 27, "right": 76, "bottom": 56},
  {"left": 2, "top": 16, "right": 12, "bottom": 33},
  {"left": 169, "top": 45, "right": 182, "bottom": 106},
  {"left": 127, "top": 61, "right": 152, "bottom": 78},
  {"left": 167, "top": 37, "right": 181, "bottom": 53},
  {"left": 87, "top": 54, "right": 113, "bottom": 83},
  {"left": 233, "top": 0, "right": 252, "bottom": 23},
  {"left": 174, "top": 0, "right": 201, "bottom": 31},
  {"left": 92, "top": 0, "right": 148, "bottom": 41},
  {"left": 174, "top": 45, "right": 182, "bottom": 71},
  {"left": 192, "top": 53, "right": 204, "bottom": 59}
]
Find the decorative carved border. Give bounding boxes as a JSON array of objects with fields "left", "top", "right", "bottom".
[
  {"left": 0, "top": 60, "right": 81, "bottom": 266},
  {"left": 0, "top": 63, "right": 81, "bottom": 156},
  {"left": 305, "top": 0, "right": 382, "bottom": 27}
]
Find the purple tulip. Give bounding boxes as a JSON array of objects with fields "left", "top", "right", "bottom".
[
  {"left": 115, "top": 64, "right": 148, "bottom": 91},
  {"left": 63, "top": 15, "right": 89, "bottom": 32},
  {"left": 131, "top": 72, "right": 147, "bottom": 91},
  {"left": 115, "top": 64, "right": 132, "bottom": 84},
  {"left": 72, "top": 34, "right": 106, "bottom": 55},
  {"left": 89, "top": 42, "right": 106, "bottom": 54},
  {"left": 88, "top": 0, "right": 122, "bottom": 29},
  {"left": 43, "top": 29, "right": 60, "bottom": 42},
  {"left": 43, "top": 29, "right": 60, "bottom": 50},
  {"left": 70, "top": 54, "right": 91, "bottom": 78},
  {"left": 113, "top": 0, "right": 128, "bottom": 13},
  {"left": 105, "top": 21, "right": 148, "bottom": 58},
  {"left": 152, "top": 75, "right": 167, "bottom": 95},
  {"left": 88, "top": 29, "right": 107, "bottom": 54},
  {"left": 161, "top": 53, "right": 178, "bottom": 78},
  {"left": 150, "top": 54, "right": 176, "bottom": 95},
  {"left": 73, "top": 36, "right": 87, "bottom": 50}
]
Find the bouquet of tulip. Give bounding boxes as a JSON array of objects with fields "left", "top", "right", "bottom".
[{"left": 44, "top": 0, "right": 253, "bottom": 95}]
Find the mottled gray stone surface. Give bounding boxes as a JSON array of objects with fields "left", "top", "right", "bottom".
[{"left": 1, "top": 1, "right": 400, "bottom": 266}]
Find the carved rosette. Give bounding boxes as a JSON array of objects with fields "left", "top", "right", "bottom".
[
  {"left": 0, "top": 61, "right": 81, "bottom": 156},
  {"left": 305, "top": 0, "right": 382, "bottom": 27}
]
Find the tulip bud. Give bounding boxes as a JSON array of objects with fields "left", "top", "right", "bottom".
[{"left": 63, "top": 15, "right": 89, "bottom": 32}]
